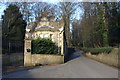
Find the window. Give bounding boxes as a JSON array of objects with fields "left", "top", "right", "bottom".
[
  {"left": 50, "top": 34, "right": 53, "bottom": 39},
  {"left": 40, "top": 34, "right": 43, "bottom": 38},
  {"left": 44, "top": 34, "right": 49, "bottom": 38}
]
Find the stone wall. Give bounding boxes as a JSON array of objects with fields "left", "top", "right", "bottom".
[
  {"left": 31, "top": 54, "right": 64, "bottom": 66},
  {"left": 24, "top": 53, "right": 64, "bottom": 67},
  {"left": 85, "top": 48, "right": 119, "bottom": 68}
]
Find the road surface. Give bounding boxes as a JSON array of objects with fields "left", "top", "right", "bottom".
[{"left": 3, "top": 50, "right": 118, "bottom": 78}]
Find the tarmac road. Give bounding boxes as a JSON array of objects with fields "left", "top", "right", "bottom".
[{"left": 3, "top": 50, "right": 118, "bottom": 78}]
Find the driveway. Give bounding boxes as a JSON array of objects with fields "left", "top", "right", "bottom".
[{"left": 3, "top": 50, "right": 118, "bottom": 78}]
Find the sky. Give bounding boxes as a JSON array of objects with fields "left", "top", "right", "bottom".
[
  {"left": 0, "top": 4, "right": 7, "bottom": 20},
  {"left": 0, "top": 0, "right": 59, "bottom": 19},
  {"left": 0, "top": 1, "right": 82, "bottom": 20},
  {"left": 1, "top": 0, "right": 119, "bottom": 20},
  {"left": 43, "top": 0, "right": 60, "bottom": 4}
]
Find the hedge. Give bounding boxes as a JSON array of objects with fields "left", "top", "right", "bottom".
[
  {"left": 82, "top": 47, "right": 113, "bottom": 54},
  {"left": 31, "top": 38, "right": 58, "bottom": 54}
]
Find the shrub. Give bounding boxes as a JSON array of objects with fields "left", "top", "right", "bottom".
[
  {"left": 82, "top": 47, "right": 113, "bottom": 54},
  {"left": 31, "top": 37, "right": 58, "bottom": 54}
]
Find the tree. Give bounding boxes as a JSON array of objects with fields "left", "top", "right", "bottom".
[
  {"left": 71, "top": 2, "right": 120, "bottom": 48},
  {"left": 11, "top": 2, "right": 58, "bottom": 23},
  {"left": 107, "top": 2, "right": 120, "bottom": 46},
  {"left": 96, "top": 2, "right": 109, "bottom": 47},
  {"left": 71, "top": 19, "right": 83, "bottom": 47},
  {"left": 2, "top": 4, "right": 26, "bottom": 53},
  {"left": 59, "top": 2, "right": 79, "bottom": 47}
]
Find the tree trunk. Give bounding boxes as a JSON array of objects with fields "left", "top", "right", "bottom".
[{"left": 102, "top": 3, "right": 109, "bottom": 47}]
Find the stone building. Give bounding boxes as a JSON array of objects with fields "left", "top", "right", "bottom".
[{"left": 24, "top": 11, "right": 65, "bottom": 66}]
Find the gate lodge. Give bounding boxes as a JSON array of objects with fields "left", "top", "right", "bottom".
[{"left": 24, "top": 11, "right": 65, "bottom": 66}]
